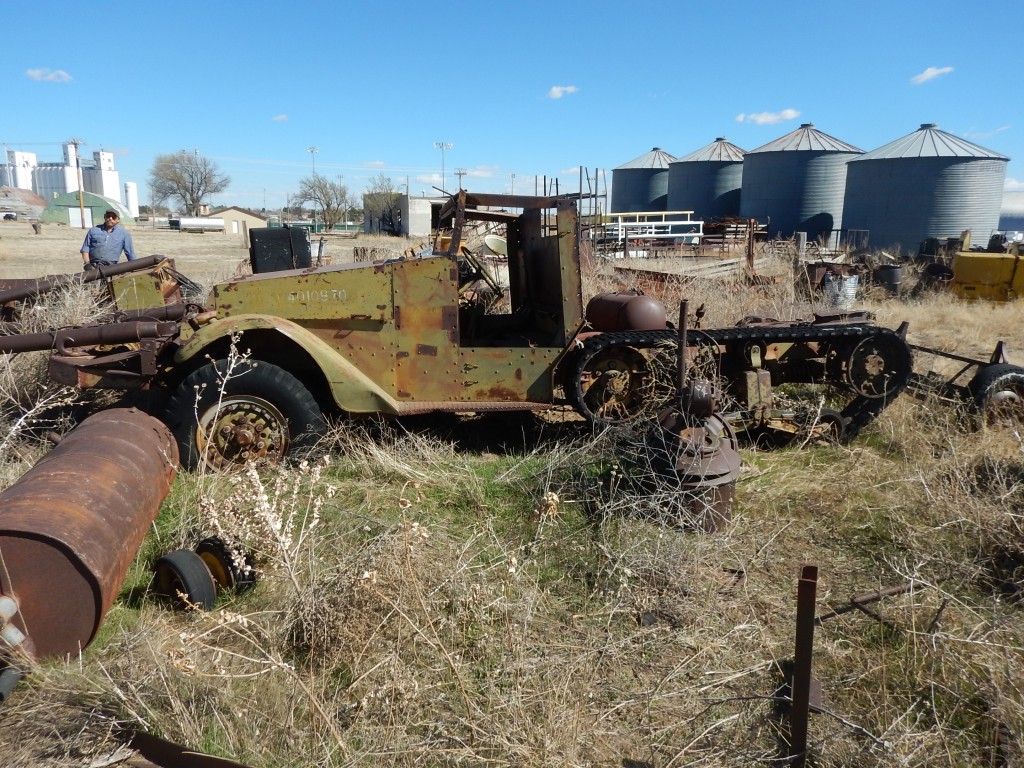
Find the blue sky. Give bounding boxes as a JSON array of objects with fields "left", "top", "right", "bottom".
[{"left": 4, "top": 0, "right": 1020, "bottom": 211}]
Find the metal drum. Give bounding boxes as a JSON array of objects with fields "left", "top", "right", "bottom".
[
  {"left": 586, "top": 290, "right": 668, "bottom": 332},
  {"left": 0, "top": 409, "right": 178, "bottom": 660},
  {"left": 873, "top": 264, "right": 903, "bottom": 294}
]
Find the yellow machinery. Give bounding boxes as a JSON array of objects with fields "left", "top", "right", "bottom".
[{"left": 952, "top": 232, "right": 1024, "bottom": 301}]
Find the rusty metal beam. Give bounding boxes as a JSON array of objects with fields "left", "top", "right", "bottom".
[
  {"left": 789, "top": 564, "right": 818, "bottom": 767},
  {"left": 815, "top": 576, "right": 948, "bottom": 624}
]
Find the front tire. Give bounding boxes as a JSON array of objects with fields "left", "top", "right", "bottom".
[{"left": 164, "top": 359, "right": 327, "bottom": 471}]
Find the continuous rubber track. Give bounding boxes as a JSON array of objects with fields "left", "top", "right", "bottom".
[{"left": 566, "top": 323, "right": 914, "bottom": 442}]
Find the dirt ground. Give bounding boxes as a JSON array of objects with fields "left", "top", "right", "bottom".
[{"left": 0, "top": 219, "right": 416, "bottom": 287}]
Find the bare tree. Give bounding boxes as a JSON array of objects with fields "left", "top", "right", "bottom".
[
  {"left": 148, "top": 151, "right": 230, "bottom": 216},
  {"left": 364, "top": 173, "right": 401, "bottom": 234},
  {"left": 295, "top": 174, "right": 350, "bottom": 232}
]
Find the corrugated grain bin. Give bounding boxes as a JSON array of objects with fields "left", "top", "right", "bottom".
[
  {"left": 667, "top": 138, "right": 746, "bottom": 220},
  {"left": 611, "top": 147, "right": 676, "bottom": 213},
  {"left": 0, "top": 409, "right": 178, "bottom": 660},
  {"left": 843, "top": 124, "right": 1008, "bottom": 253},
  {"left": 740, "top": 123, "right": 862, "bottom": 242}
]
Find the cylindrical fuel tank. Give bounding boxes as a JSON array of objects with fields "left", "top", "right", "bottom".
[
  {"left": 0, "top": 408, "right": 178, "bottom": 659},
  {"left": 586, "top": 290, "right": 668, "bottom": 332}
]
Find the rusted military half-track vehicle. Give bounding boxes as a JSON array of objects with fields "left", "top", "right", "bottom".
[{"left": 1, "top": 191, "right": 1021, "bottom": 470}]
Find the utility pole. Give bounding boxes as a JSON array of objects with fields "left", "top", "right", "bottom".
[
  {"left": 433, "top": 141, "right": 452, "bottom": 193},
  {"left": 70, "top": 137, "right": 86, "bottom": 229},
  {"left": 307, "top": 146, "right": 318, "bottom": 232},
  {"left": 454, "top": 168, "right": 466, "bottom": 190}
]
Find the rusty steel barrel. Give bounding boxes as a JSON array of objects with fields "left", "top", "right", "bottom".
[{"left": 0, "top": 408, "right": 178, "bottom": 660}]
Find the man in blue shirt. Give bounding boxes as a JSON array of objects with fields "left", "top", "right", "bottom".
[{"left": 80, "top": 210, "right": 136, "bottom": 268}]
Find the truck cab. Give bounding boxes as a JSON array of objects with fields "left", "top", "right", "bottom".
[{"left": 180, "top": 191, "right": 586, "bottom": 418}]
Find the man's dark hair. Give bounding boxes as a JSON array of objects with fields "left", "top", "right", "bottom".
[{"left": 104, "top": 210, "right": 119, "bottom": 219}]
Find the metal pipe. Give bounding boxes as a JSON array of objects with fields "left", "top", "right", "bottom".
[
  {"left": 0, "top": 408, "right": 178, "bottom": 660},
  {"left": 100, "top": 302, "right": 189, "bottom": 324},
  {"left": 678, "top": 299, "right": 689, "bottom": 406},
  {"left": 1, "top": 305, "right": 187, "bottom": 346},
  {"left": 0, "top": 255, "right": 166, "bottom": 305},
  {"left": 0, "top": 319, "right": 178, "bottom": 355}
]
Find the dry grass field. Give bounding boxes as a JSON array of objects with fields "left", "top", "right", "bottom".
[
  {"left": 1, "top": 219, "right": 1023, "bottom": 767},
  {"left": 0, "top": 218, "right": 414, "bottom": 285}
]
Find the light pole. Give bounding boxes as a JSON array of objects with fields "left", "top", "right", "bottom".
[
  {"left": 307, "top": 146, "right": 318, "bottom": 231},
  {"left": 510, "top": 173, "right": 515, "bottom": 195},
  {"left": 455, "top": 168, "right": 466, "bottom": 190},
  {"left": 434, "top": 141, "right": 452, "bottom": 193}
]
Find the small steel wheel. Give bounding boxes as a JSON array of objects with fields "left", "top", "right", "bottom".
[
  {"left": 153, "top": 549, "right": 216, "bottom": 610},
  {"left": 196, "top": 537, "right": 256, "bottom": 593},
  {"left": 811, "top": 407, "right": 847, "bottom": 444}
]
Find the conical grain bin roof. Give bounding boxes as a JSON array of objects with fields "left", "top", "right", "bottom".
[
  {"left": 843, "top": 124, "right": 1009, "bottom": 251},
  {"left": 612, "top": 147, "right": 676, "bottom": 212},
  {"left": 740, "top": 123, "right": 863, "bottom": 240},
  {"left": 668, "top": 138, "right": 746, "bottom": 219}
]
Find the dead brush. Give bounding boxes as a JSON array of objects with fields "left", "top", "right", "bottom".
[
  {"left": 6, "top": 239, "right": 1024, "bottom": 765},
  {"left": 0, "top": 280, "right": 108, "bottom": 478},
  {"left": 583, "top": 257, "right": 808, "bottom": 330}
]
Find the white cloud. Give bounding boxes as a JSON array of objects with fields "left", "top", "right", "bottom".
[
  {"left": 272, "top": 114, "right": 288, "bottom": 122},
  {"left": 1006, "top": 178, "right": 1024, "bottom": 191},
  {"left": 547, "top": 85, "right": 578, "bottom": 99},
  {"left": 963, "top": 125, "right": 1009, "bottom": 140},
  {"left": 26, "top": 68, "right": 72, "bottom": 83},
  {"left": 911, "top": 66, "right": 953, "bottom": 85},
  {"left": 366, "top": 160, "right": 386, "bottom": 168},
  {"left": 735, "top": 109, "right": 800, "bottom": 125}
]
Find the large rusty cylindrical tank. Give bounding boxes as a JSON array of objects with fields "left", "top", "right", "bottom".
[
  {"left": 586, "top": 290, "right": 668, "bottom": 332},
  {"left": 0, "top": 408, "right": 178, "bottom": 660}
]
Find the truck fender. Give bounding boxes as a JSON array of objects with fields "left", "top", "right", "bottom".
[{"left": 174, "top": 314, "right": 402, "bottom": 415}]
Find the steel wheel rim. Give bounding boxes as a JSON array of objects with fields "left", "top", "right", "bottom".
[
  {"left": 580, "top": 347, "right": 652, "bottom": 422},
  {"left": 846, "top": 336, "right": 907, "bottom": 399},
  {"left": 196, "top": 395, "right": 289, "bottom": 470}
]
